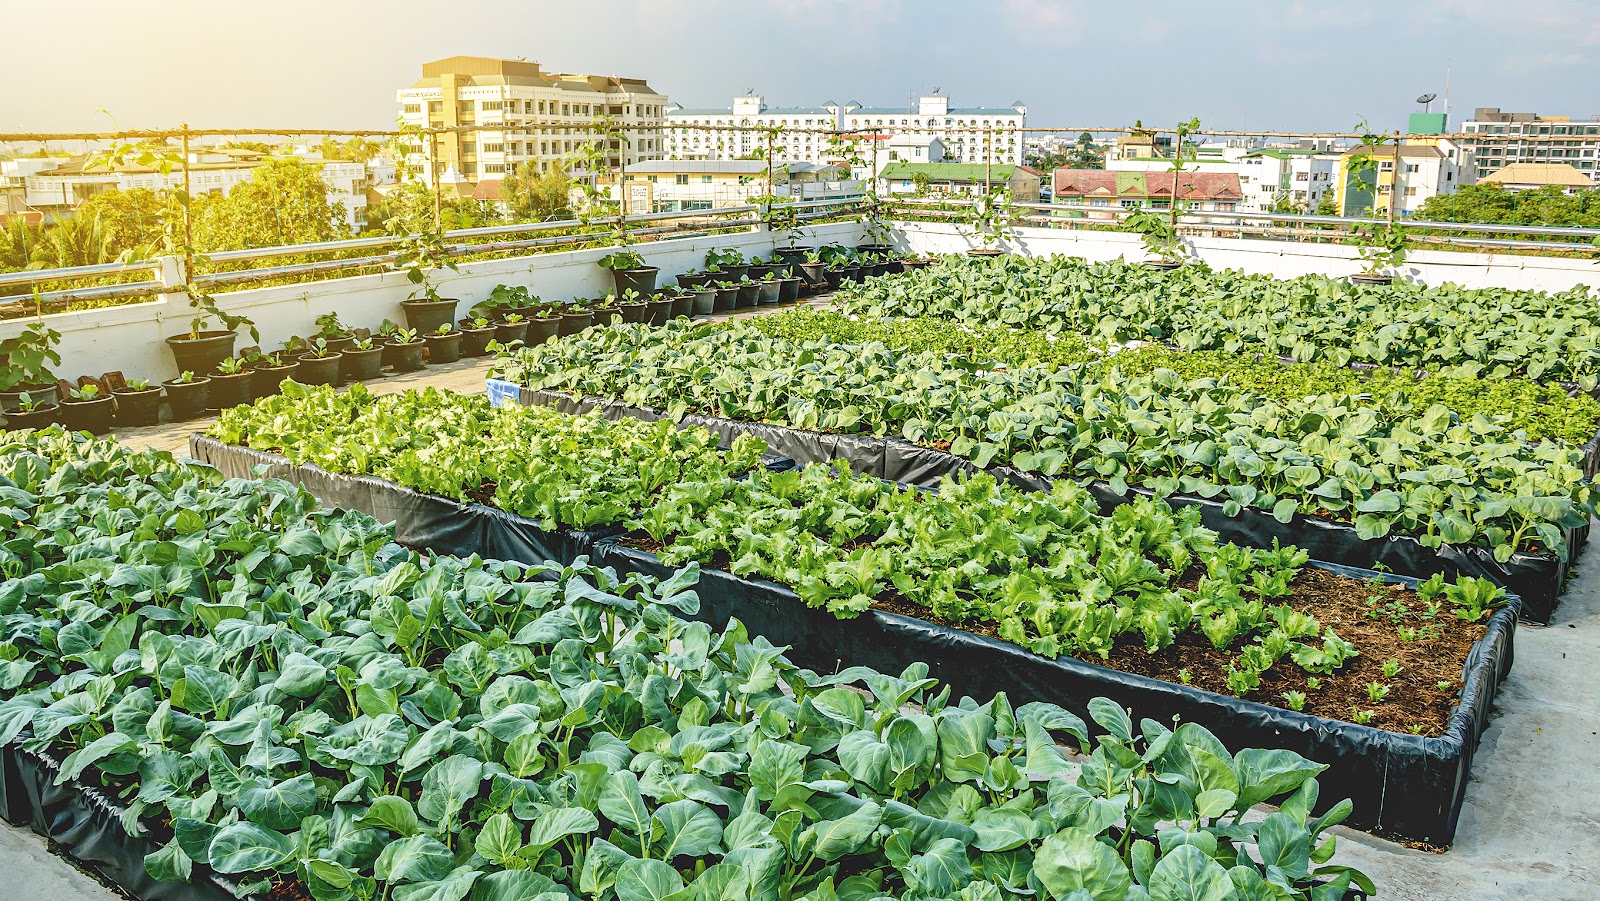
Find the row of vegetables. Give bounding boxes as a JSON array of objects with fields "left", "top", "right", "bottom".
[
  {"left": 0, "top": 428, "right": 1375, "bottom": 901},
  {"left": 830, "top": 255, "right": 1600, "bottom": 388},
  {"left": 210, "top": 384, "right": 1504, "bottom": 731},
  {"left": 489, "top": 318, "right": 1594, "bottom": 563}
]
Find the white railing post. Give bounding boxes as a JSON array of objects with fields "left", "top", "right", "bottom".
[{"left": 155, "top": 254, "right": 188, "bottom": 331}]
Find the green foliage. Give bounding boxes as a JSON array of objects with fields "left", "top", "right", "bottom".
[
  {"left": 1122, "top": 209, "right": 1184, "bottom": 263},
  {"left": 192, "top": 158, "right": 351, "bottom": 252},
  {"left": 500, "top": 159, "right": 574, "bottom": 222},
  {"left": 1417, "top": 182, "right": 1600, "bottom": 228},
  {"left": 1352, "top": 221, "right": 1407, "bottom": 275},
  {"left": 833, "top": 255, "right": 1600, "bottom": 388},
  {"left": 0, "top": 428, "right": 1370, "bottom": 901},
  {"left": 597, "top": 249, "right": 647, "bottom": 271},
  {"left": 742, "top": 309, "right": 1098, "bottom": 369},
  {"left": 0, "top": 321, "right": 63, "bottom": 390},
  {"left": 496, "top": 319, "right": 1594, "bottom": 561}
]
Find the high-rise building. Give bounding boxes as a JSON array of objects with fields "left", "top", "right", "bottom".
[
  {"left": 1459, "top": 108, "right": 1599, "bottom": 184},
  {"left": 395, "top": 56, "right": 668, "bottom": 188},
  {"left": 663, "top": 93, "right": 1026, "bottom": 170}
]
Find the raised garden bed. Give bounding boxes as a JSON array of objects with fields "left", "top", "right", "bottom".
[
  {"left": 500, "top": 380, "right": 1580, "bottom": 624},
  {"left": 193, "top": 431, "right": 1517, "bottom": 845}
]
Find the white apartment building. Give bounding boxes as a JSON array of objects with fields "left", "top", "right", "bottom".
[
  {"left": 396, "top": 56, "right": 667, "bottom": 187},
  {"left": 616, "top": 160, "right": 862, "bottom": 213},
  {"left": 664, "top": 93, "right": 1026, "bottom": 168},
  {"left": 1335, "top": 138, "right": 1476, "bottom": 218},
  {"left": 1460, "top": 108, "right": 1600, "bottom": 184}
]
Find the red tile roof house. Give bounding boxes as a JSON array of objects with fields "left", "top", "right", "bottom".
[{"left": 1051, "top": 170, "right": 1244, "bottom": 220}]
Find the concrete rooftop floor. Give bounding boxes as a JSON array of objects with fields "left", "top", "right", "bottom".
[{"left": 8, "top": 306, "right": 1599, "bottom": 900}]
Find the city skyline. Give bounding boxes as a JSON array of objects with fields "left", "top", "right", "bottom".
[{"left": 3, "top": 0, "right": 1597, "bottom": 136}]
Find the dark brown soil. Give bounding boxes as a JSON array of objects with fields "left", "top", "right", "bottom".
[{"left": 875, "top": 566, "right": 1486, "bottom": 737}]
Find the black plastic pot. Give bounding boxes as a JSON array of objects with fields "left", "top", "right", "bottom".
[
  {"left": 713, "top": 287, "right": 738, "bottom": 313},
  {"left": 756, "top": 281, "right": 782, "bottom": 305},
  {"left": 774, "top": 246, "right": 811, "bottom": 264},
  {"left": 387, "top": 341, "right": 426, "bottom": 373},
  {"left": 163, "top": 378, "right": 210, "bottom": 420},
  {"left": 166, "top": 330, "right": 237, "bottom": 378},
  {"left": 823, "top": 268, "right": 846, "bottom": 290},
  {"left": 112, "top": 387, "right": 163, "bottom": 427},
  {"left": 669, "top": 294, "right": 693, "bottom": 320},
  {"left": 691, "top": 289, "right": 717, "bottom": 317},
  {"left": 1, "top": 402, "right": 60, "bottom": 430},
  {"left": 323, "top": 333, "right": 356, "bottom": 355},
  {"left": 0, "top": 381, "right": 61, "bottom": 412},
  {"left": 902, "top": 258, "right": 935, "bottom": 270},
  {"left": 528, "top": 317, "right": 561, "bottom": 345},
  {"left": 341, "top": 346, "right": 384, "bottom": 382},
  {"left": 720, "top": 264, "right": 750, "bottom": 283},
  {"left": 610, "top": 266, "right": 659, "bottom": 297},
  {"left": 645, "top": 298, "right": 674, "bottom": 326},
  {"left": 856, "top": 243, "right": 893, "bottom": 255},
  {"left": 843, "top": 265, "right": 864, "bottom": 283},
  {"left": 797, "top": 262, "right": 827, "bottom": 289},
  {"left": 1350, "top": 273, "right": 1394, "bottom": 286},
  {"left": 677, "top": 273, "right": 714, "bottom": 290},
  {"left": 252, "top": 362, "right": 300, "bottom": 398},
  {"left": 400, "top": 298, "right": 459, "bottom": 335},
  {"left": 747, "top": 263, "right": 778, "bottom": 281},
  {"left": 558, "top": 312, "right": 593, "bottom": 337},
  {"left": 620, "top": 302, "right": 648, "bottom": 324},
  {"left": 777, "top": 277, "right": 801, "bottom": 304},
  {"left": 424, "top": 331, "right": 461, "bottom": 365},
  {"left": 967, "top": 248, "right": 1004, "bottom": 258},
  {"left": 494, "top": 320, "right": 530, "bottom": 345},
  {"left": 735, "top": 284, "right": 759, "bottom": 308},
  {"left": 206, "top": 371, "right": 254, "bottom": 411},
  {"left": 460, "top": 325, "right": 497, "bottom": 357},
  {"left": 1144, "top": 259, "right": 1183, "bottom": 271},
  {"left": 59, "top": 397, "right": 114, "bottom": 435},
  {"left": 294, "top": 353, "right": 343, "bottom": 386}
]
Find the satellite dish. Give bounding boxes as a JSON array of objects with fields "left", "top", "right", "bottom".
[{"left": 1417, "top": 93, "right": 1437, "bottom": 104}]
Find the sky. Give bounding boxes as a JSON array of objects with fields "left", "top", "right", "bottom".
[{"left": 2, "top": 0, "right": 1597, "bottom": 137}]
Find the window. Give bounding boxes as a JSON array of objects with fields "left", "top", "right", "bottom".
[
  {"left": 481, "top": 101, "right": 503, "bottom": 111},
  {"left": 1404, "top": 163, "right": 1419, "bottom": 173},
  {"left": 1404, "top": 187, "right": 1417, "bottom": 196},
  {"left": 485, "top": 164, "right": 505, "bottom": 174},
  {"left": 675, "top": 174, "right": 689, "bottom": 185},
  {"left": 701, "top": 175, "right": 713, "bottom": 183},
  {"left": 462, "top": 142, "right": 476, "bottom": 154},
  {"left": 404, "top": 104, "right": 421, "bottom": 114},
  {"left": 483, "top": 143, "right": 504, "bottom": 153}
]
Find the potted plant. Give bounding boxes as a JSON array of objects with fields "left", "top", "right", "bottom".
[
  {"left": 711, "top": 280, "right": 738, "bottom": 314},
  {"left": 60, "top": 383, "right": 115, "bottom": 435},
  {"left": 251, "top": 351, "right": 300, "bottom": 399},
  {"left": 163, "top": 371, "right": 210, "bottom": 421},
  {"left": 393, "top": 223, "right": 460, "bottom": 334},
  {"left": 112, "top": 377, "right": 163, "bottom": 427},
  {"left": 527, "top": 306, "right": 562, "bottom": 345},
  {"left": 460, "top": 316, "right": 498, "bottom": 357},
  {"left": 314, "top": 312, "right": 357, "bottom": 354},
  {"left": 598, "top": 248, "right": 658, "bottom": 297},
  {"left": 424, "top": 323, "right": 462, "bottom": 364},
  {"left": 559, "top": 301, "right": 595, "bottom": 337},
  {"left": 495, "top": 312, "right": 530, "bottom": 346},
  {"left": 1122, "top": 209, "right": 1186, "bottom": 270},
  {"left": 690, "top": 286, "right": 718, "bottom": 317},
  {"left": 676, "top": 268, "right": 714, "bottom": 291},
  {"left": 480, "top": 284, "right": 532, "bottom": 321},
  {"left": 341, "top": 338, "right": 384, "bottom": 382},
  {"left": 796, "top": 249, "right": 827, "bottom": 290},
  {"left": 619, "top": 289, "right": 649, "bottom": 324},
  {"left": 776, "top": 272, "right": 802, "bottom": 304},
  {"left": 208, "top": 356, "right": 254, "bottom": 411},
  {"left": 705, "top": 248, "right": 749, "bottom": 283},
  {"left": 294, "top": 338, "right": 344, "bottom": 386},
  {"left": 2, "top": 391, "right": 61, "bottom": 430},
  {"left": 1351, "top": 221, "right": 1407, "bottom": 286},
  {"left": 735, "top": 276, "right": 760, "bottom": 309},
  {"left": 644, "top": 291, "right": 674, "bottom": 325},
  {"left": 385, "top": 328, "right": 426, "bottom": 373},
  {"left": 166, "top": 291, "right": 259, "bottom": 378},
  {"left": 591, "top": 294, "right": 622, "bottom": 327},
  {"left": 755, "top": 272, "right": 782, "bottom": 305},
  {"left": 0, "top": 321, "right": 63, "bottom": 411},
  {"left": 662, "top": 285, "right": 694, "bottom": 320},
  {"left": 746, "top": 256, "right": 778, "bottom": 282}
]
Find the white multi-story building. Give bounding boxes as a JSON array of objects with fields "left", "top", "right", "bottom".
[
  {"left": 1105, "top": 138, "right": 1338, "bottom": 213},
  {"left": 616, "top": 160, "right": 862, "bottom": 213},
  {"left": 1460, "top": 108, "right": 1600, "bottom": 184},
  {"left": 664, "top": 93, "right": 1026, "bottom": 168},
  {"left": 396, "top": 56, "right": 668, "bottom": 187}
]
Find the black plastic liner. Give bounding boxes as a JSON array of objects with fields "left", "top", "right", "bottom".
[
  {"left": 592, "top": 541, "right": 1517, "bottom": 846},
  {"left": 510, "top": 385, "right": 1580, "bottom": 624},
  {"left": 188, "top": 434, "right": 1515, "bottom": 844},
  {"left": 0, "top": 741, "right": 238, "bottom": 901}
]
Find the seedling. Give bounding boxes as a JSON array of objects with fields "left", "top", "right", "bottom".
[
  {"left": 1382, "top": 659, "right": 1401, "bottom": 679},
  {"left": 1435, "top": 680, "right": 1453, "bottom": 692},
  {"left": 1305, "top": 677, "right": 1322, "bottom": 691},
  {"left": 68, "top": 384, "right": 102, "bottom": 401},
  {"left": 1365, "top": 682, "right": 1390, "bottom": 703},
  {"left": 1282, "top": 691, "right": 1306, "bottom": 712},
  {"left": 1351, "top": 709, "right": 1376, "bottom": 725}
]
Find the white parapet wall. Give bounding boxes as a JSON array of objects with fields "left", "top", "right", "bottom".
[
  {"left": 889, "top": 221, "right": 1600, "bottom": 295},
  {"left": 3, "top": 222, "right": 865, "bottom": 384}
]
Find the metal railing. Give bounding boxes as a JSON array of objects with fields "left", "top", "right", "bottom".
[{"left": 0, "top": 196, "right": 871, "bottom": 311}]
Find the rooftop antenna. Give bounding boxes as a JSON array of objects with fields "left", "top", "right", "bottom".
[
  {"left": 1417, "top": 92, "right": 1437, "bottom": 113},
  {"left": 1443, "top": 60, "right": 1451, "bottom": 125}
]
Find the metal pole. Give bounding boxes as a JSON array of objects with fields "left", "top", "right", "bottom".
[
  {"left": 1388, "top": 131, "right": 1401, "bottom": 223},
  {"left": 429, "top": 130, "right": 442, "bottom": 232},
  {"left": 180, "top": 124, "right": 193, "bottom": 287}
]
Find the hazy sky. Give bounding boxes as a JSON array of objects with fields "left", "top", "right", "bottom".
[{"left": 3, "top": 0, "right": 1597, "bottom": 136}]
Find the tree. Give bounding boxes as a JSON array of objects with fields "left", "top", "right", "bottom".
[
  {"left": 192, "top": 158, "right": 349, "bottom": 251},
  {"left": 1315, "top": 192, "right": 1339, "bottom": 216},
  {"left": 1417, "top": 183, "right": 1600, "bottom": 227},
  {"left": 72, "top": 187, "right": 172, "bottom": 260},
  {"left": 318, "top": 136, "right": 384, "bottom": 164},
  {"left": 501, "top": 160, "right": 574, "bottom": 221}
]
